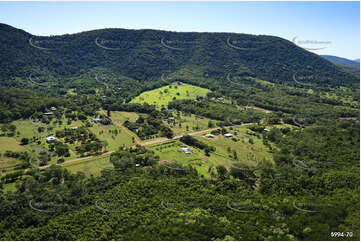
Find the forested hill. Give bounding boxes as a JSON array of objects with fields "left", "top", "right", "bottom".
[
  {"left": 0, "top": 23, "right": 358, "bottom": 87},
  {"left": 321, "top": 55, "right": 360, "bottom": 68}
]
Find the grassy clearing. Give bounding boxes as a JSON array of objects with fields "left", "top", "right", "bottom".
[
  {"left": 130, "top": 83, "right": 211, "bottom": 108},
  {"left": 110, "top": 111, "right": 140, "bottom": 124},
  {"left": 149, "top": 140, "right": 211, "bottom": 177},
  {"left": 195, "top": 126, "right": 273, "bottom": 168},
  {"left": 62, "top": 153, "right": 113, "bottom": 176},
  {"left": 166, "top": 112, "right": 217, "bottom": 136},
  {"left": 0, "top": 137, "right": 27, "bottom": 152},
  {"left": 4, "top": 112, "right": 135, "bottom": 172},
  {"left": 149, "top": 126, "right": 273, "bottom": 178},
  {"left": 89, "top": 123, "right": 133, "bottom": 150},
  {"left": 0, "top": 137, "right": 28, "bottom": 170}
]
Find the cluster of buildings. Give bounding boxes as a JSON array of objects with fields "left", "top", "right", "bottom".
[{"left": 43, "top": 107, "right": 57, "bottom": 115}]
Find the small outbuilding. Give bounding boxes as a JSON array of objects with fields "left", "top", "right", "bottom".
[
  {"left": 179, "top": 147, "right": 192, "bottom": 155},
  {"left": 46, "top": 136, "right": 56, "bottom": 143},
  {"left": 93, "top": 118, "right": 101, "bottom": 123},
  {"left": 50, "top": 107, "right": 57, "bottom": 111},
  {"left": 224, "top": 133, "right": 233, "bottom": 138},
  {"left": 205, "top": 134, "right": 214, "bottom": 138}
]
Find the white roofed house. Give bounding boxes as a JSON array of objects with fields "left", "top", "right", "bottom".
[
  {"left": 179, "top": 147, "right": 192, "bottom": 155},
  {"left": 46, "top": 136, "right": 56, "bottom": 143},
  {"left": 224, "top": 133, "right": 233, "bottom": 138},
  {"left": 204, "top": 134, "right": 214, "bottom": 138}
]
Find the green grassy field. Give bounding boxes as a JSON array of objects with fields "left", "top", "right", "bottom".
[
  {"left": 195, "top": 125, "right": 274, "bottom": 168},
  {"left": 149, "top": 140, "right": 211, "bottom": 177},
  {"left": 0, "top": 137, "right": 27, "bottom": 171},
  {"left": 0, "top": 137, "right": 27, "bottom": 152},
  {"left": 3, "top": 111, "right": 135, "bottom": 172},
  {"left": 130, "top": 83, "right": 211, "bottom": 108},
  {"left": 110, "top": 111, "right": 140, "bottom": 124},
  {"left": 89, "top": 123, "right": 133, "bottom": 150},
  {"left": 149, "top": 125, "right": 273, "bottom": 178},
  {"left": 61, "top": 153, "right": 114, "bottom": 176},
  {"left": 12, "top": 119, "right": 82, "bottom": 164},
  {"left": 166, "top": 112, "right": 217, "bottom": 136}
]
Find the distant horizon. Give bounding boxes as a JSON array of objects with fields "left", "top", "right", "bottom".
[{"left": 0, "top": 1, "right": 359, "bottom": 59}]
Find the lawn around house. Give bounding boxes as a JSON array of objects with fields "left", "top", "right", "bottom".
[
  {"left": 2, "top": 111, "right": 136, "bottom": 173},
  {"left": 130, "top": 83, "right": 211, "bottom": 108},
  {"left": 148, "top": 125, "right": 274, "bottom": 178}
]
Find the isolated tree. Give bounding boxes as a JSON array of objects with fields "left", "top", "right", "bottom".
[
  {"left": 20, "top": 138, "right": 29, "bottom": 145},
  {"left": 216, "top": 165, "right": 227, "bottom": 180},
  {"left": 233, "top": 150, "right": 238, "bottom": 160}
]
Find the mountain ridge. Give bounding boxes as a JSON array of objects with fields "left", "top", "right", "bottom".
[
  {"left": 321, "top": 55, "right": 360, "bottom": 68},
  {"left": 0, "top": 23, "right": 358, "bottom": 87}
]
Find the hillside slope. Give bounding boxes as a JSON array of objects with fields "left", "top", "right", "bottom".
[
  {"left": 321, "top": 55, "right": 360, "bottom": 78},
  {"left": 0, "top": 23, "right": 358, "bottom": 87},
  {"left": 321, "top": 55, "right": 360, "bottom": 68}
]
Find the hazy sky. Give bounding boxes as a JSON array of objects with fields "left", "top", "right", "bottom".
[{"left": 0, "top": 1, "right": 359, "bottom": 59}]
